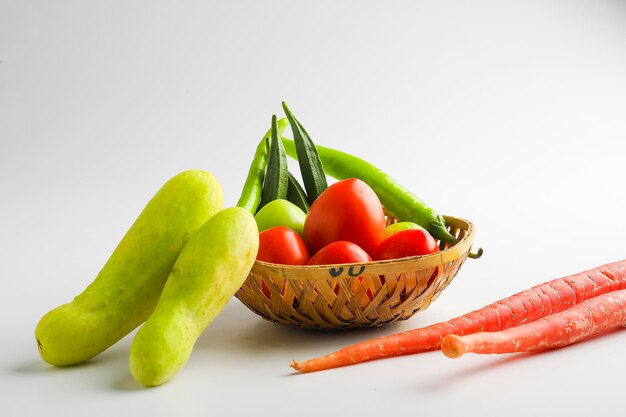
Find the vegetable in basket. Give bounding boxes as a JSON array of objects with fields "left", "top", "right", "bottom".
[
  {"left": 286, "top": 171, "right": 310, "bottom": 213},
  {"left": 290, "top": 259, "right": 626, "bottom": 372},
  {"left": 258, "top": 115, "right": 289, "bottom": 210},
  {"left": 257, "top": 226, "right": 310, "bottom": 265},
  {"left": 237, "top": 107, "right": 322, "bottom": 218},
  {"left": 255, "top": 199, "right": 307, "bottom": 237},
  {"left": 304, "top": 178, "right": 386, "bottom": 257},
  {"left": 281, "top": 138, "right": 462, "bottom": 248},
  {"left": 281, "top": 101, "right": 328, "bottom": 204},
  {"left": 239, "top": 104, "right": 453, "bottom": 267},
  {"left": 237, "top": 117, "right": 289, "bottom": 214},
  {"left": 374, "top": 228, "right": 439, "bottom": 261},
  {"left": 308, "top": 241, "right": 372, "bottom": 266},
  {"left": 385, "top": 221, "right": 426, "bottom": 237}
]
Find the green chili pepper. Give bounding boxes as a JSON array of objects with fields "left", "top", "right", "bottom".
[
  {"left": 236, "top": 117, "right": 289, "bottom": 214},
  {"left": 281, "top": 138, "right": 459, "bottom": 246}
]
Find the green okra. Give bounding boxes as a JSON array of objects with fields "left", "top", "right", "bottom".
[
  {"left": 286, "top": 171, "right": 310, "bottom": 213},
  {"left": 281, "top": 101, "right": 328, "bottom": 204},
  {"left": 237, "top": 117, "right": 289, "bottom": 214},
  {"left": 258, "top": 115, "right": 289, "bottom": 211}
]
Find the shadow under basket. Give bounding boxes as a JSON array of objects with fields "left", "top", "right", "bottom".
[{"left": 235, "top": 215, "right": 477, "bottom": 330}]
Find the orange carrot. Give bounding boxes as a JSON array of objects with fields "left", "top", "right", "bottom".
[
  {"left": 441, "top": 289, "right": 626, "bottom": 358},
  {"left": 290, "top": 259, "right": 626, "bottom": 373}
]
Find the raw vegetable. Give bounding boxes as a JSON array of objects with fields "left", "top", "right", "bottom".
[
  {"left": 237, "top": 118, "right": 289, "bottom": 214},
  {"left": 286, "top": 171, "right": 310, "bottom": 213},
  {"left": 290, "top": 259, "right": 626, "bottom": 372},
  {"left": 258, "top": 115, "right": 289, "bottom": 210},
  {"left": 303, "top": 178, "right": 386, "bottom": 256},
  {"left": 257, "top": 226, "right": 310, "bottom": 265},
  {"left": 308, "top": 241, "right": 372, "bottom": 265},
  {"left": 385, "top": 221, "right": 426, "bottom": 237},
  {"left": 281, "top": 138, "right": 458, "bottom": 246},
  {"left": 130, "top": 207, "right": 258, "bottom": 386},
  {"left": 254, "top": 199, "right": 307, "bottom": 237},
  {"left": 281, "top": 102, "right": 328, "bottom": 204},
  {"left": 374, "top": 229, "right": 439, "bottom": 260},
  {"left": 442, "top": 289, "right": 626, "bottom": 358},
  {"left": 308, "top": 241, "right": 373, "bottom": 307},
  {"left": 36, "top": 171, "right": 223, "bottom": 366}
]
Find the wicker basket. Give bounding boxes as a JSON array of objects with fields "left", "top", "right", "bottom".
[{"left": 235, "top": 215, "right": 476, "bottom": 329}]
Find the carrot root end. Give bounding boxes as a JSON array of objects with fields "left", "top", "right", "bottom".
[{"left": 441, "top": 335, "right": 466, "bottom": 358}]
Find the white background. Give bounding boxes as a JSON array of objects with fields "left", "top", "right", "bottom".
[{"left": 2, "top": 1, "right": 626, "bottom": 416}]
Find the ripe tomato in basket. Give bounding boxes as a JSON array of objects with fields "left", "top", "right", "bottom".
[
  {"left": 308, "top": 241, "right": 372, "bottom": 265},
  {"left": 374, "top": 228, "right": 439, "bottom": 260},
  {"left": 303, "top": 178, "right": 386, "bottom": 256},
  {"left": 257, "top": 226, "right": 310, "bottom": 265},
  {"left": 308, "top": 241, "right": 373, "bottom": 302}
]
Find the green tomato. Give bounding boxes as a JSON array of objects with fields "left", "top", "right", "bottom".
[
  {"left": 385, "top": 221, "right": 426, "bottom": 237},
  {"left": 255, "top": 199, "right": 306, "bottom": 236}
]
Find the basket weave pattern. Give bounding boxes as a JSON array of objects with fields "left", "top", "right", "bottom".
[{"left": 235, "top": 216, "right": 474, "bottom": 329}]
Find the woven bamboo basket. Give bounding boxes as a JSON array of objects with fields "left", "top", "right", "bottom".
[{"left": 235, "top": 215, "right": 476, "bottom": 329}]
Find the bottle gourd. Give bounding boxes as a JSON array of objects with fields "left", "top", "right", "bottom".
[
  {"left": 35, "top": 170, "right": 223, "bottom": 366},
  {"left": 129, "top": 207, "right": 259, "bottom": 386}
]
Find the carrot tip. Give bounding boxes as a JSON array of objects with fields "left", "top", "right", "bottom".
[
  {"left": 441, "top": 335, "right": 466, "bottom": 358},
  {"left": 290, "top": 360, "right": 303, "bottom": 371}
]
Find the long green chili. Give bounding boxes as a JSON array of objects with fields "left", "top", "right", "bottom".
[
  {"left": 236, "top": 118, "right": 289, "bottom": 214},
  {"left": 281, "top": 138, "right": 459, "bottom": 246}
]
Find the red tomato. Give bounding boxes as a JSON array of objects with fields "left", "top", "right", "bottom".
[
  {"left": 256, "top": 226, "right": 310, "bottom": 265},
  {"left": 374, "top": 229, "right": 439, "bottom": 260},
  {"left": 308, "top": 241, "right": 372, "bottom": 265},
  {"left": 304, "top": 178, "right": 386, "bottom": 256}
]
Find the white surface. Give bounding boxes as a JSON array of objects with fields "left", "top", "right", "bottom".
[{"left": 2, "top": 1, "right": 626, "bottom": 416}]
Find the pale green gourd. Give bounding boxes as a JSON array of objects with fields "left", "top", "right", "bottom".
[
  {"left": 129, "top": 206, "right": 258, "bottom": 387},
  {"left": 35, "top": 170, "right": 223, "bottom": 366}
]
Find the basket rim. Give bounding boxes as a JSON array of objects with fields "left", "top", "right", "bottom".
[{"left": 251, "top": 215, "right": 475, "bottom": 280}]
